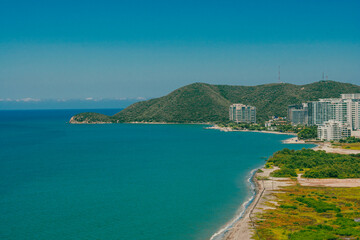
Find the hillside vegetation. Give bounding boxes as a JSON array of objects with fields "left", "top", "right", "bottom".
[
  {"left": 70, "top": 80, "right": 360, "bottom": 123},
  {"left": 69, "top": 112, "right": 114, "bottom": 123}
]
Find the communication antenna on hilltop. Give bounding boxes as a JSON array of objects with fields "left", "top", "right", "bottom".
[
  {"left": 322, "top": 72, "right": 325, "bottom": 80},
  {"left": 326, "top": 74, "right": 328, "bottom": 80},
  {"left": 278, "top": 65, "right": 281, "bottom": 83}
]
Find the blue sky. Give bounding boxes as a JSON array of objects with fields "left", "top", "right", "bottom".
[{"left": 0, "top": 0, "right": 359, "bottom": 107}]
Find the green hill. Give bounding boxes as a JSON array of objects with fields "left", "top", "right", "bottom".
[
  {"left": 69, "top": 112, "right": 113, "bottom": 123},
  {"left": 70, "top": 80, "right": 360, "bottom": 124}
]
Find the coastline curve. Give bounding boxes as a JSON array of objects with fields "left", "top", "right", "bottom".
[{"left": 209, "top": 168, "right": 258, "bottom": 240}]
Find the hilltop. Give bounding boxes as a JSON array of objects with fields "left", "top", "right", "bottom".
[{"left": 70, "top": 80, "right": 360, "bottom": 124}]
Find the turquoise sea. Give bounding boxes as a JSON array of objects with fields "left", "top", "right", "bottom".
[{"left": 0, "top": 109, "right": 314, "bottom": 240}]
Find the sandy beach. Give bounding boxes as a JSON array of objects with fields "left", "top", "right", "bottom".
[
  {"left": 281, "top": 136, "right": 306, "bottom": 144},
  {"left": 206, "top": 125, "right": 297, "bottom": 136},
  {"left": 222, "top": 167, "right": 294, "bottom": 240}
]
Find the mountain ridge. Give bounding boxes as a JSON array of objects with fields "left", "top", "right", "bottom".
[{"left": 69, "top": 80, "right": 360, "bottom": 124}]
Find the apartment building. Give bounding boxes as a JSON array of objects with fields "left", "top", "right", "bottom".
[{"left": 229, "top": 104, "right": 256, "bottom": 123}]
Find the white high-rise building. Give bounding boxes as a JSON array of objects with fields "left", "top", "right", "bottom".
[
  {"left": 318, "top": 120, "right": 351, "bottom": 141},
  {"left": 346, "top": 99, "right": 360, "bottom": 131},
  {"left": 229, "top": 104, "right": 256, "bottom": 123},
  {"left": 288, "top": 103, "right": 308, "bottom": 125},
  {"left": 298, "top": 93, "right": 360, "bottom": 141},
  {"left": 307, "top": 99, "right": 333, "bottom": 126},
  {"left": 341, "top": 93, "right": 360, "bottom": 99},
  {"left": 308, "top": 95, "right": 359, "bottom": 129}
]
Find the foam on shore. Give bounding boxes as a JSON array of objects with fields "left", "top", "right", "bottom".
[{"left": 209, "top": 168, "right": 258, "bottom": 240}]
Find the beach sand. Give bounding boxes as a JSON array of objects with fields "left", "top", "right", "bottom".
[
  {"left": 222, "top": 167, "right": 294, "bottom": 240},
  {"left": 282, "top": 136, "right": 306, "bottom": 144},
  {"left": 297, "top": 174, "right": 360, "bottom": 187},
  {"left": 206, "top": 125, "right": 297, "bottom": 136}
]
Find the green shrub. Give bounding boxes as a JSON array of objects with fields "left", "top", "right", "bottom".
[
  {"left": 334, "top": 217, "right": 360, "bottom": 228},
  {"left": 298, "top": 126, "right": 317, "bottom": 139},
  {"left": 280, "top": 204, "right": 298, "bottom": 210},
  {"left": 296, "top": 197, "right": 340, "bottom": 213},
  {"left": 289, "top": 230, "right": 337, "bottom": 240},
  {"left": 271, "top": 168, "right": 297, "bottom": 177}
]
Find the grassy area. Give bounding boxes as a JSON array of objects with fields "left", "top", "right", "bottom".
[
  {"left": 331, "top": 137, "right": 360, "bottom": 150},
  {"left": 340, "top": 143, "right": 360, "bottom": 150},
  {"left": 332, "top": 143, "right": 360, "bottom": 150},
  {"left": 254, "top": 185, "right": 360, "bottom": 240}
]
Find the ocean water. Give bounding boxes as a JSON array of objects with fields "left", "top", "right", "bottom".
[{"left": 0, "top": 110, "right": 314, "bottom": 240}]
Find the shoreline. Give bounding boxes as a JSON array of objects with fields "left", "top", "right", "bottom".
[
  {"left": 210, "top": 169, "right": 259, "bottom": 240},
  {"left": 221, "top": 167, "right": 294, "bottom": 240},
  {"left": 69, "top": 119, "right": 213, "bottom": 125},
  {"left": 205, "top": 125, "right": 297, "bottom": 136},
  {"left": 207, "top": 125, "right": 308, "bottom": 240}
]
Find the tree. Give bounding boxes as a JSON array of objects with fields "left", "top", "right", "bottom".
[{"left": 298, "top": 126, "right": 317, "bottom": 139}]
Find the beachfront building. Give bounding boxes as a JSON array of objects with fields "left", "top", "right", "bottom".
[
  {"left": 317, "top": 120, "right": 351, "bottom": 141},
  {"left": 292, "top": 109, "right": 308, "bottom": 125},
  {"left": 288, "top": 104, "right": 308, "bottom": 125},
  {"left": 342, "top": 94, "right": 360, "bottom": 131},
  {"left": 297, "top": 93, "right": 360, "bottom": 141},
  {"left": 307, "top": 95, "right": 360, "bottom": 128},
  {"left": 307, "top": 99, "right": 333, "bottom": 126},
  {"left": 229, "top": 104, "right": 256, "bottom": 123}
]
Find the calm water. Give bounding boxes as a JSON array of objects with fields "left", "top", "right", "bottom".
[{"left": 0, "top": 110, "right": 313, "bottom": 240}]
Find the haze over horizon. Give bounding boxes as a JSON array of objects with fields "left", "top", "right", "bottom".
[{"left": 1, "top": 0, "right": 360, "bottom": 109}]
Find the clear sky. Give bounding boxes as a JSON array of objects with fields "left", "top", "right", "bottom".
[{"left": 0, "top": 0, "right": 359, "bottom": 106}]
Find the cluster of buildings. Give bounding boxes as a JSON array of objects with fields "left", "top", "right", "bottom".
[
  {"left": 288, "top": 93, "right": 360, "bottom": 141},
  {"left": 264, "top": 116, "right": 287, "bottom": 130},
  {"left": 229, "top": 93, "right": 360, "bottom": 141}
]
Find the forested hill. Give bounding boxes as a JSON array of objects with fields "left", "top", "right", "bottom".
[{"left": 70, "top": 80, "right": 360, "bottom": 124}]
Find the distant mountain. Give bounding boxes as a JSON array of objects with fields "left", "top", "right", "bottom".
[{"left": 70, "top": 80, "right": 360, "bottom": 124}]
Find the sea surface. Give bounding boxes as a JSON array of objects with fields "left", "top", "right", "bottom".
[{"left": 0, "top": 109, "right": 314, "bottom": 240}]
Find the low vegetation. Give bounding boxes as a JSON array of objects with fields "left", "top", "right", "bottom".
[
  {"left": 339, "top": 143, "right": 360, "bottom": 150},
  {"left": 271, "top": 168, "right": 298, "bottom": 178},
  {"left": 254, "top": 185, "right": 360, "bottom": 240},
  {"left": 331, "top": 137, "right": 360, "bottom": 150},
  {"left": 267, "top": 148, "right": 360, "bottom": 178},
  {"left": 339, "top": 136, "right": 360, "bottom": 144},
  {"left": 256, "top": 176, "right": 270, "bottom": 180}
]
